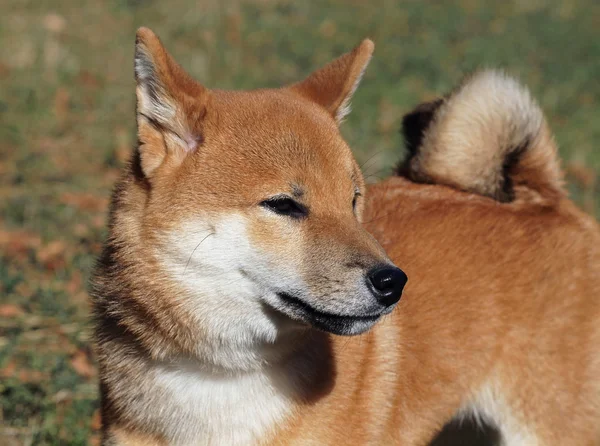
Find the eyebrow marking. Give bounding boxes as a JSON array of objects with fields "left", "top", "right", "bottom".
[{"left": 291, "top": 184, "right": 305, "bottom": 198}]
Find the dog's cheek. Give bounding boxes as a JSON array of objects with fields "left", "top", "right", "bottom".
[{"left": 245, "top": 216, "right": 308, "bottom": 286}]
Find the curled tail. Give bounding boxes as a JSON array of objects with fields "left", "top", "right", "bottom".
[{"left": 397, "top": 70, "right": 565, "bottom": 203}]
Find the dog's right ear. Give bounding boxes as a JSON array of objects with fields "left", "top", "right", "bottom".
[
  {"left": 134, "top": 27, "right": 209, "bottom": 177},
  {"left": 289, "top": 39, "right": 374, "bottom": 124}
]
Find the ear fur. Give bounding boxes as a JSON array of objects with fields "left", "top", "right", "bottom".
[
  {"left": 134, "top": 27, "right": 208, "bottom": 177},
  {"left": 289, "top": 39, "right": 374, "bottom": 124},
  {"left": 397, "top": 70, "right": 565, "bottom": 203}
]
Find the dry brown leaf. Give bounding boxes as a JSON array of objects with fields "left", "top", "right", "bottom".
[
  {"left": 90, "top": 409, "right": 102, "bottom": 431},
  {"left": 0, "top": 62, "right": 10, "bottom": 79},
  {"left": 226, "top": 10, "right": 242, "bottom": 46},
  {"left": 92, "top": 215, "right": 106, "bottom": 229},
  {"left": 73, "top": 223, "right": 89, "bottom": 238},
  {"left": 566, "top": 162, "right": 596, "bottom": 189},
  {"left": 36, "top": 240, "right": 67, "bottom": 271},
  {"left": 0, "top": 360, "right": 17, "bottom": 378},
  {"left": 18, "top": 368, "right": 46, "bottom": 383},
  {"left": 0, "top": 229, "right": 42, "bottom": 261},
  {"left": 65, "top": 271, "right": 83, "bottom": 294},
  {"left": 70, "top": 350, "right": 96, "bottom": 378},
  {"left": 14, "top": 282, "right": 34, "bottom": 299},
  {"left": 60, "top": 192, "right": 108, "bottom": 212},
  {"left": 77, "top": 70, "right": 100, "bottom": 89},
  {"left": 54, "top": 87, "right": 70, "bottom": 121},
  {"left": 319, "top": 20, "right": 337, "bottom": 38},
  {"left": 0, "top": 304, "right": 25, "bottom": 317},
  {"left": 43, "top": 13, "right": 66, "bottom": 34}
]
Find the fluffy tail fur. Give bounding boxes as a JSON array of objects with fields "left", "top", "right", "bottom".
[{"left": 397, "top": 70, "right": 565, "bottom": 203}]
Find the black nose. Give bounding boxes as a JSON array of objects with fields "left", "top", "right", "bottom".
[{"left": 367, "top": 265, "right": 407, "bottom": 307}]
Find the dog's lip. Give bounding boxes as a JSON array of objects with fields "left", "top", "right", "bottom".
[
  {"left": 274, "top": 292, "right": 383, "bottom": 335},
  {"left": 276, "top": 292, "right": 382, "bottom": 321}
]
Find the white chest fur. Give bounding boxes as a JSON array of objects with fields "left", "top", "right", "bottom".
[{"left": 152, "top": 364, "right": 293, "bottom": 446}]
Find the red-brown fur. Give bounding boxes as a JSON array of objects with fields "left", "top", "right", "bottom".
[{"left": 92, "top": 28, "right": 600, "bottom": 445}]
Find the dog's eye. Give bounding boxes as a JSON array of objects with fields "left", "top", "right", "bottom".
[
  {"left": 352, "top": 192, "right": 361, "bottom": 212},
  {"left": 261, "top": 197, "right": 308, "bottom": 219}
]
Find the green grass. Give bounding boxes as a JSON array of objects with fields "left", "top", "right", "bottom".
[{"left": 1, "top": 0, "right": 598, "bottom": 443}]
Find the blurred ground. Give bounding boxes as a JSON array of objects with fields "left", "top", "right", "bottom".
[{"left": 1, "top": 0, "right": 598, "bottom": 444}]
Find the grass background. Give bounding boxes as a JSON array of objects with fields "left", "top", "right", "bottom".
[{"left": 1, "top": 0, "right": 598, "bottom": 444}]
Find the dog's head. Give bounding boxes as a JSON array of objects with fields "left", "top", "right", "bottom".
[{"left": 121, "top": 28, "right": 405, "bottom": 364}]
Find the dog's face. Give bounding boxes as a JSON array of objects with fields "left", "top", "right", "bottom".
[{"left": 131, "top": 29, "right": 406, "bottom": 364}]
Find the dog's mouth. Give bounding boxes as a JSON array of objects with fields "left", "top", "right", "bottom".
[{"left": 274, "top": 292, "right": 383, "bottom": 336}]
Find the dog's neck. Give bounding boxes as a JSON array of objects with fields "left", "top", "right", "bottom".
[
  {"left": 153, "top": 331, "right": 334, "bottom": 443},
  {"left": 149, "top": 359, "right": 293, "bottom": 445},
  {"left": 106, "top": 327, "right": 335, "bottom": 445}
]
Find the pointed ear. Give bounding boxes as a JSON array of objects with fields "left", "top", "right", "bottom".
[
  {"left": 289, "top": 39, "right": 374, "bottom": 124},
  {"left": 134, "top": 27, "right": 208, "bottom": 177}
]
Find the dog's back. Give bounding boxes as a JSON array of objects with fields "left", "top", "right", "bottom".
[{"left": 364, "top": 70, "right": 600, "bottom": 444}]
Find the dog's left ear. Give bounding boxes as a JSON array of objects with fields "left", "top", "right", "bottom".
[
  {"left": 289, "top": 39, "right": 374, "bottom": 124},
  {"left": 134, "top": 27, "right": 209, "bottom": 178}
]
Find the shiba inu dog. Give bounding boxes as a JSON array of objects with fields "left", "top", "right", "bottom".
[{"left": 92, "top": 28, "right": 600, "bottom": 445}]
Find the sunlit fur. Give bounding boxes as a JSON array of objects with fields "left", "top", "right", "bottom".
[
  {"left": 398, "top": 70, "right": 564, "bottom": 203},
  {"left": 92, "top": 28, "right": 600, "bottom": 446}
]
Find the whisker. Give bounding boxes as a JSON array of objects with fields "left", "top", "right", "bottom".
[
  {"left": 359, "top": 151, "right": 384, "bottom": 172},
  {"left": 183, "top": 232, "right": 215, "bottom": 276}
]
